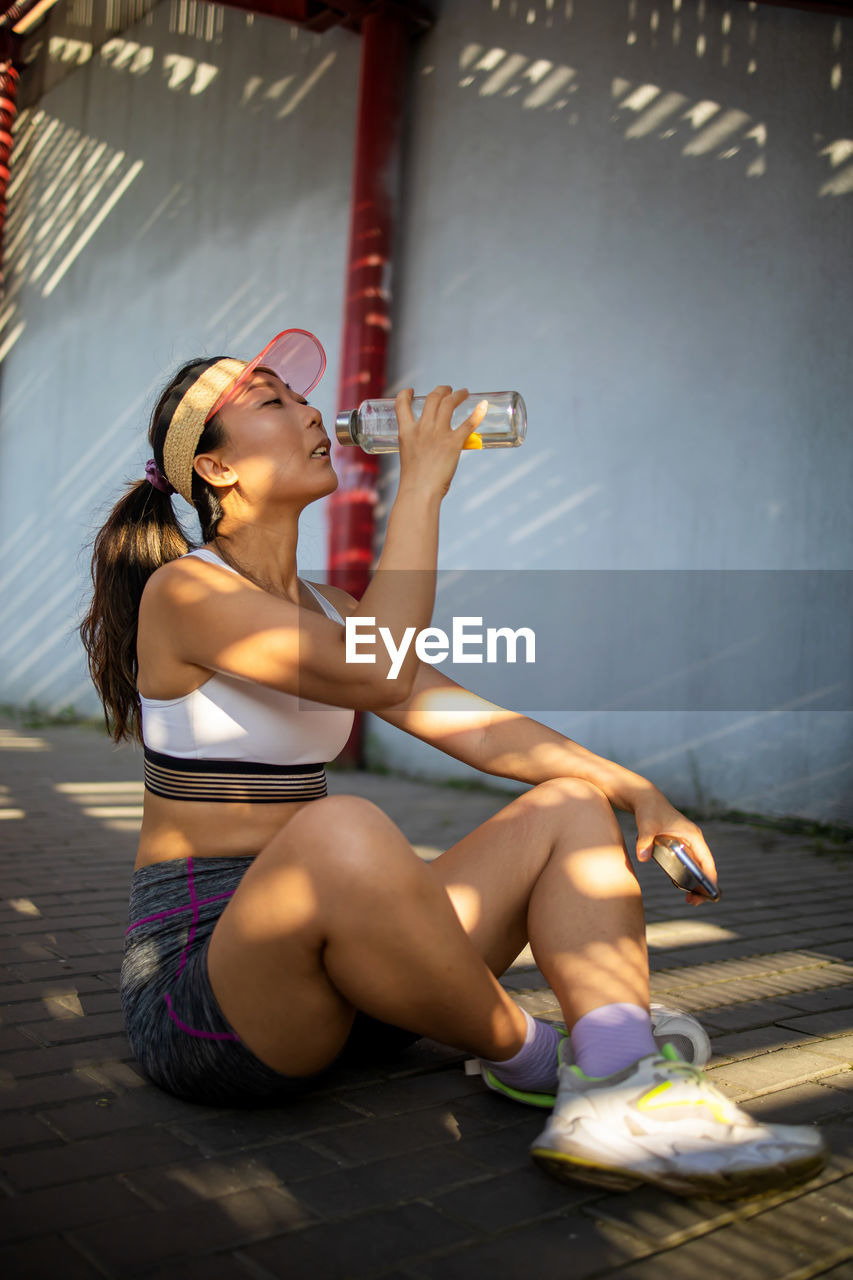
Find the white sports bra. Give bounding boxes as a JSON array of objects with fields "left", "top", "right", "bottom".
[{"left": 139, "top": 549, "right": 355, "bottom": 787}]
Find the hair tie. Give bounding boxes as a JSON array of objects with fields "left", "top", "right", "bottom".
[{"left": 145, "top": 458, "right": 175, "bottom": 495}]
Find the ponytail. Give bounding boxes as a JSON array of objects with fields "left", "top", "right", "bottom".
[
  {"left": 80, "top": 480, "right": 189, "bottom": 742},
  {"left": 79, "top": 359, "right": 228, "bottom": 742}
]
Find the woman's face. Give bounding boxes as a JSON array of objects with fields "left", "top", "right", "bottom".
[{"left": 201, "top": 366, "right": 337, "bottom": 507}]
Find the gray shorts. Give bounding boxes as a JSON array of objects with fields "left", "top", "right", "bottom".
[{"left": 121, "top": 855, "right": 420, "bottom": 1107}]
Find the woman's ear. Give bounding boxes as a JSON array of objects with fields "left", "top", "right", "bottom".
[{"left": 193, "top": 453, "right": 238, "bottom": 490}]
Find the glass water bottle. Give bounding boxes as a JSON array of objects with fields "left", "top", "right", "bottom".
[{"left": 335, "top": 391, "right": 527, "bottom": 453}]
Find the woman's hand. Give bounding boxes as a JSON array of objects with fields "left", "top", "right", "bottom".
[
  {"left": 395, "top": 386, "right": 489, "bottom": 499},
  {"left": 633, "top": 789, "right": 719, "bottom": 906}
]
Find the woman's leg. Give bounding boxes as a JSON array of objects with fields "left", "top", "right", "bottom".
[
  {"left": 205, "top": 794, "right": 529, "bottom": 1077},
  {"left": 427, "top": 776, "right": 650, "bottom": 1029}
]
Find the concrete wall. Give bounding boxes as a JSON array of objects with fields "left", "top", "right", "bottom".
[
  {"left": 368, "top": 0, "right": 853, "bottom": 822},
  {"left": 2, "top": 0, "right": 851, "bottom": 822},
  {"left": 0, "top": 0, "right": 360, "bottom": 712}
]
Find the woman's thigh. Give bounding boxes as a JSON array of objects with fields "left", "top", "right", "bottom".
[{"left": 205, "top": 793, "right": 431, "bottom": 1076}]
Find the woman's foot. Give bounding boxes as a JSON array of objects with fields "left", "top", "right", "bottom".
[
  {"left": 530, "top": 1042, "right": 827, "bottom": 1198},
  {"left": 480, "top": 1003, "right": 711, "bottom": 1108}
]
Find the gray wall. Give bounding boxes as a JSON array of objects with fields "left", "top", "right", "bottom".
[
  {"left": 0, "top": 0, "right": 360, "bottom": 711},
  {"left": 2, "top": 0, "right": 851, "bottom": 822},
  {"left": 369, "top": 0, "right": 853, "bottom": 822}
]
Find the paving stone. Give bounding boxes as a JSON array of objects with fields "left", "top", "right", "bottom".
[
  {"left": 72, "top": 1186, "right": 316, "bottom": 1275},
  {"left": 819, "top": 943, "right": 853, "bottom": 961},
  {"left": 0, "top": 1070, "right": 117, "bottom": 1111},
  {"left": 822, "top": 1071, "right": 853, "bottom": 1094},
  {"left": 0, "top": 989, "right": 122, "bottom": 1024},
  {"left": 411, "top": 1210, "right": 647, "bottom": 1279},
  {"left": 0, "top": 976, "right": 113, "bottom": 1005},
  {"left": 773, "top": 987, "right": 853, "bottom": 1014},
  {"left": 0, "top": 1109, "right": 63, "bottom": 1152},
  {"left": 144, "top": 1256, "right": 260, "bottom": 1280},
  {"left": 442, "top": 1116, "right": 541, "bottom": 1174},
  {"left": 293, "top": 1145, "right": 487, "bottom": 1219},
  {"left": 743, "top": 1180, "right": 853, "bottom": 1265},
  {"left": 140, "top": 1249, "right": 252, "bottom": 1280},
  {"left": 1, "top": 1128, "right": 197, "bottom": 1190},
  {"left": 243, "top": 1202, "right": 473, "bottom": 1278},
  {"left": 169, "top": 1098, "right": 366, "bottom": 1156},
  {"left": 812, "top": 1262, "right": 853, "bottom": 1280},
  {"left": 741, "top": 1081, "right": 853, "bottom": 1125},
  {"left": 336, "top": 1068, "right": 483, "bottom": 1118},
  {"left": 16, "top": 1009, "right": 127, "bottom": 1046},
  {"left": 707, "top": 1047, "right": 852, "bottom": 1100},
  {"left": 428, "top": 1164, "right": 591, "bottom": 1232},
  {"left": 775, "top": 1008, "right": 853, "bottom": 1038},
  {"left": 603, "top": 1217, "right": 825, "bottom": 1279},
  {"left": 0, "top": 1026, "right": 40, "bottom": 1053},
  {"left": 4, "top": 951, "right": 125, "bottom": 981},
  {"left": 707, "top": 1025, "right": 814, "bottom": 1064},
  {"left": 298, "top": 1100, "right": 499, "bottom": 1167},
  {"left": 0, "top": 1232, "right": 105, "bottom": 1279},
  {"left": 5, "top": 718, "right": 853, "bottom": 1277},
  {"left": 0, "top": 942, "right": 58, "bottom": 964},
  {"left": 805, "top": 1034, "right": 853, "bottom": 1064},
  {"left": 586, "top": 1184, "right": 770, "bottom": 1249},
  {"left": 0, "top": 1173, "right": 151, "bottom": 1243},
  {"left": 126, "top": 1143, "right": 338, "bottom": 1207},
  {"left": 701, "top": 1000, "right": 811, "bottom": 1033},
  {"left": 0, "top": 1034, "right": 134, "bottom": 1077},
  {"left": 37, "top": 1087, "right": 205, "bottom": 1140}
]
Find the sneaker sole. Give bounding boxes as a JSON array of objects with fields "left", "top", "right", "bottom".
[{"left": 530, "top": 1144, "right": 827, "bottom": 1200}]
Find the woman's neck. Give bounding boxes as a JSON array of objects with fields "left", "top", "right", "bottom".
[{"left": 211, "top": 515, "right": 301, "bottom": 603}]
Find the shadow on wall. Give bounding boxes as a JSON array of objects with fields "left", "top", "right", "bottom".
[{"left": 0, "top": 1, "right": 357, "bottom": 714}]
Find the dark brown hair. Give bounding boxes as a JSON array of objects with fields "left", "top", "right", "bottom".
[{"left": 79, "top": 359, "right": 229, "bottom": 743}]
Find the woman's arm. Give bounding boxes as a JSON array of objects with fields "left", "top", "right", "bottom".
[
  {"left": 372, "top": 659, "right": 718, "bottom": 899},
  {"left": 375, "top": 660, "right": 649, "bottom": 807},
  {"left": 141, "top": 389, "right": 486, "bottom": 712}
]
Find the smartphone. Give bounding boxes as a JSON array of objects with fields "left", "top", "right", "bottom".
[{"left": 651, "top": 835, "right": 721, "bottom": 902}]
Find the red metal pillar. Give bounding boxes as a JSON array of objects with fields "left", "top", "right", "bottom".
[
  {"left": 0, "top": 50, "right": 19, "bottom": 301},
  {"left": 328, "top": 7, "right": 411, "bottom": 764}
]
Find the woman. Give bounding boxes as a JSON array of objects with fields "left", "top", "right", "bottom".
[{"left": 81, "top": 328, "right": 825, "bottom": 1198}]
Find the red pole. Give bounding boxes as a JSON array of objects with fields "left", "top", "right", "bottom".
[
  {"left": 328, "top": 8, "right": 411, "bottom": 765},
  {"left": 0, "top": 55, "right": 19, "bottom": 301}
]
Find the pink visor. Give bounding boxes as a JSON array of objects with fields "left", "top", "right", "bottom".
[{"left": 206, "top": 328, "right": 327, "bottom": 421}]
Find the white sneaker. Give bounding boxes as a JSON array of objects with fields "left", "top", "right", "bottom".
[
  {"left": 530, "top": 1042, "right": 828, "bottom": 1199},
  {"left": 480, "top": 1003, "right": 711, "bottom": 1109}
]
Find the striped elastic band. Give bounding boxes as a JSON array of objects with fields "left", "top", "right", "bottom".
[{"left": 143, "top": 748, "right": 328, "bottom": 805}]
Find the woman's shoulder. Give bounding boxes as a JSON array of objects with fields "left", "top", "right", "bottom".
[{"left": 141, "top": 549, "right": 240, "bottom": 610}]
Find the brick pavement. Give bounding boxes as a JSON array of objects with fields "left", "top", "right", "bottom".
[{"left": 1, "top": 715, "right": 852, "bottom": 1279}]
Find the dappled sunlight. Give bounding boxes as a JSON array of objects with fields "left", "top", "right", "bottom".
[
  {"left": 0, "top": 781, "right": 26, "bottom": 820},
  {"left": 451, "top": 4, "right": 848, "bottom": 197},
  {"left": 0, "top": 727, "right": 50, "bottom": 751},
  {"left": 55, "top": 780, "right": 145, "bottom": 833},
  {"left": 7, "top": 896, "right": 41, "bottom": 917},
  {"left": 645, "top": 918, "right": 738, "bottom": 948},
  {"left": 41, "top": 990, "right": 85, "bottom": 1019}
]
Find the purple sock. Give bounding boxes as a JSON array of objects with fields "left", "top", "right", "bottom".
[
  {"left": 479, "top": 1008, "right": 562, "bottom": 1092},
  {"left": 571, "top": 1003, "right": 658, "bottom": 1078}
]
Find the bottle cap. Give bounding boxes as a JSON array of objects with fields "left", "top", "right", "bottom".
[{"left": 335, "top": 410, "right": 358, "bottom": 445}]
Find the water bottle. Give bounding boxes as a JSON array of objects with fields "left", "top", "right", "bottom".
[{"left": 335, "top": 391, "right": 527, "bottom": 453}]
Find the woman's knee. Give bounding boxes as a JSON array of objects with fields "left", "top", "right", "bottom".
[
  {"left": 527, "top": 776, "right": 613, "bottom": 814},
  {"left": 264, "top": 794, "right": 422, "bottom": 893}
]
